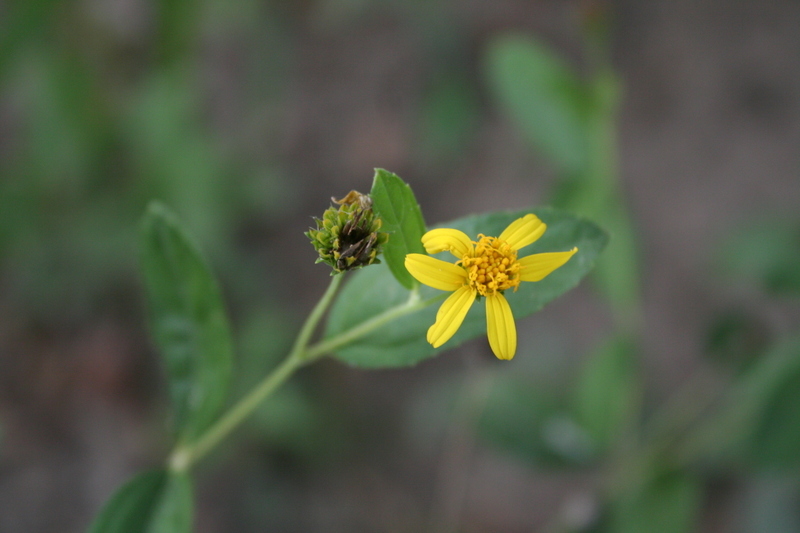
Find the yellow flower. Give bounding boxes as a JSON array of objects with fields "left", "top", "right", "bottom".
[{"left": 404, "top": 214, "right": 577, "bottom": 360}]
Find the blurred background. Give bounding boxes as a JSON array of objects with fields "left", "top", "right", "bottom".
[{"left": 1, "top": 0, "right": 800, "bottom": 532}]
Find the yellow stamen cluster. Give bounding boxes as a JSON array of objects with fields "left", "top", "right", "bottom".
[{"left": 459, "top": 235, "right": 521, "bottom": 297}]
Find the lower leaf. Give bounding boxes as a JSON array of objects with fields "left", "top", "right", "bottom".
[{"left": 88, "top": 469, "right": 193, "bottom": 533}]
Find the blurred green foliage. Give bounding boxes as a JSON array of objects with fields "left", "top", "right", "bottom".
[
  {"left": 573, "top": 334, "right": 639, "bottom": 452},
  {"left": 0, "top": 2, "right": 303, "bottom": 529},
  {"left": 478, "top": 367, "right": 595, "bottom": 467},
  {"left": 2, "top": 1, "right": 800, "bottom": 532},
  {"left": 610, "top": 471, "right": 702, "bottom": 533},
  {"left": 681, "top": 336, "right": 800, "bottom": 469},
  {"left": 485, "top": 34, "right": 592, "bottom": 178},
  {"left": 0, "top": 0, "right": 293, "bottom": 328},
  {"left": 718, "top": 217, "right": 800, "bottom": 296},
  {"left": 478, "top": 10, "right": 800, "bottom": 533},
  {"left": 416, "top": 72, "right": 481, "bottom": 169},
  {"left": 705, "top": 309, "right": 772, "bottom": 373}
]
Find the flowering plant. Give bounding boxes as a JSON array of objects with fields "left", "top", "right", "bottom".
[{"left": 88, "top": 169, "right": 606, "bottom": 532}]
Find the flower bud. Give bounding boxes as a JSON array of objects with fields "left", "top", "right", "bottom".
[{"left": 306, "top": 191, "right": 389, "bottom": 273}]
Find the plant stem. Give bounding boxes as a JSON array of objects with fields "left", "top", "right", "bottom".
[
  {"left": 169, "top": 273, "right": 345, "bottom": 471},
  {"left": 303, "top": 289, "right": 444, "bottom": 360},
  {"left": 293, "top": 273, "right": 347, "bottom": 361},
  {"left": 170, "top": 351, "right": 304, "bottom": 471},
  {"left": 168, "top": 277, "right": 443, "bottom": 471}
]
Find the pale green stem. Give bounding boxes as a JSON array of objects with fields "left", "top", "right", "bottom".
[
  {"left": 170, "top": 352, "right": 304, "bottom": 472},
  {"left": 303, "top": 288, "right": 445, "bottom": 361},
  {"left": 292, "top": 273, "right": 347, "bottom": 361},
  {"left": 169, "top": 278, "right": 444, "bottom": 472},
  {"left": 170, "top": 273, "right": 345, "bottom": 471}
]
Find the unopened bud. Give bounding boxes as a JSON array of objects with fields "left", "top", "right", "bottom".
[{"left": 306, "top": 191, "right": 389, "bottom": 274}]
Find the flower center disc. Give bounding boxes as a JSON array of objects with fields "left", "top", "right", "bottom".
[{"left": 461, "top": 235, "right": 521, "bottom": 297}]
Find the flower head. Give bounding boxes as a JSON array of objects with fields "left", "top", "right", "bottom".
[
  {"left": 307, "top": 191, "right": 389, "bottom": 273},
  {"left": 404, "top": 214, "right": 577, "bottom": 360}
]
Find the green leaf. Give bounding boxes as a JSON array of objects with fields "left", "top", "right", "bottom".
[
  {"left": 139, "top": 202, "right": 233, "bottom": 443},
  {"left": 88, "top": 470, "right": 193, "bottom": 533},
  {"left": 484, "top": 34, "right": 592, "bottom": 177},
  {"left": 324, "top": 207, "right": 607, "bottom": 367},
  {"left": 611, "top": 472, "right": 702, "bottom": 533},
  {"left": 573, "top": 334, "right": 640, "bottom": 450},
  {"left": 369, "top": 169, "right": 427, "bottom": 289}
]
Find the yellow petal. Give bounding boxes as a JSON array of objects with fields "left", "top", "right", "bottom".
[
  {"left": 486, "top": 293, "right": 516, "bottom": 360},
  {"left": 405, "top": 253, "right": 467, "bottom": 291},
  {"left": 421, "top": 228, "right": 473, "bottom": 258},
  {"left": 518, "top": 248, "right": 578, "bottom": 282},
  {"left": 427, "top": 286, "right": 476, "bottom": 348},
  {"left": 498, "top": 214, "right": 546, "bottom": 251}
]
